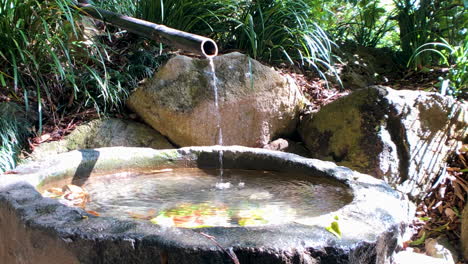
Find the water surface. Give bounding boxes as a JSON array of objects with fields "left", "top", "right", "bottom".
[{"left": 73, "top": 168, "right": 353, "bottom": 227}]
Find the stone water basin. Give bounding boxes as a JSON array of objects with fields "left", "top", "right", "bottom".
[{"left": 0, "top": 146, "right": 412, "bottom": 263}]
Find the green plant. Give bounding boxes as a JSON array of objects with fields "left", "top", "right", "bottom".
[
  {"left": 447, "top": 43, "right": 468, "bottom": 99},
  {"left": 334, "top": 0, "right": 396, "bottom": 48},
  {"left": 95, "top": 0, "right": 138, "bottom": 16},
  {"left": 0, "top": 102, "right": 30, "bottom": 173},
  {"left": 409, "top": 37, "right": 467, "bottom": 98},
  {"left": 234, "top": 0, "right": 341, "bottom": 86},
  {"left": 138, "top": 0, "right": 341, "bottom": 87},
  {"left": 0, "top": 0, "right": 150, "bottom": 133},
  {"left": 394, "top": 0, "right": 467, "bottom": 67},
  {"left": 0, "top": 0, "right": 76, "bottom": 132},
  {"left": 138, "top": 0, "right": 236, "bottom": 37}
]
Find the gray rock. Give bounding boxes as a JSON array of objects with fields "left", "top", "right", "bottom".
[
  {"left": 29, "top": 118, "right": 174, "bottom": 160},
  {"left": 263, "top": 138, "right": 312, "bottom": 157},
  {"left": 462, "top": 203, "right": 468, "bottom": 260},
  {"left": 425, "top": 236, "right": 457, "bottom": 264},
  {"left": 127, "top": 52, "right": 307, "bottom": 147},
  {"left": 393, "top": 250, "right": 452, "bottom": 264},
  {"left": 299, "top": 86, "right": 467, "bottom": 201},
  {"left": 1, "top": 146, "right": 413, "bottom": 264}
]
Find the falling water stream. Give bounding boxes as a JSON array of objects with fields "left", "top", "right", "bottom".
[{"left": 208, "top": 58, "right": 229, "bottom": 189}]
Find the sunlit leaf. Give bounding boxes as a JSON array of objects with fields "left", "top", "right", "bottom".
[
  {"left": 409, "top": 232, "right": 426, "bottom": 246},
  {"left": 325, "top": 216, "right": 341, "bottom": 238},
  {"left": 418, "top": 216, "right": 431, "bottom": 221}
]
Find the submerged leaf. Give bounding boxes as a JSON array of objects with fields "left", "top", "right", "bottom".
[
  {"left": 128, "top": 209, "right": 157, "bottom": 220},
  {"left": 42, "top": 184, "right": 89, "bottom": 208},
  {"left": 149, "top": 203, "right": 230, "bottom": 228}
]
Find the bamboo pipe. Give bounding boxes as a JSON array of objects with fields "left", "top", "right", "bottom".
[{"left": 74, "top": 1, "right": 218, "bottom": 57}]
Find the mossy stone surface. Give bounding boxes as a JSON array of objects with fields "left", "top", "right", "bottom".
[
  {"left": 29, "top": 118, "right": 174, "bottom": 161},
  {"left": 127, "top": 52, "right": 308, "bottom": 147},
  {"left": 299, "top": 87, "right": 387, "bottom": 176},
  {"left": 299, "top": 85, "right": 467, "bottom": 201}
]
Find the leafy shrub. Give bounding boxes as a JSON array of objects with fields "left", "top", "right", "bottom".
[
  {"left": 395, "top": 0, "right": 467, "bottom": 67},
  {"left": 138, "top": 0, "right": 340, "bottom": 86},
  {"left": 138, "top": 0, "right": 236, "bottom": 37},
  {"left": 410, "top": 37, "right": 467, "bottom": 98},
  {"left": 95, "top": 0, "right": 138, "bottom": 15},
  {"left": 0, "top": 102, "right": 30, "bottom": 173},
  {"left": 0, "top": 0, "right": 162, "bottom": 133},
  {"left": 333, "top": 0, "right": 396, "bottom": 48}
]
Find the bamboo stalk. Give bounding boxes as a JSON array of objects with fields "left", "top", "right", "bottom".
[{"left": 74, "top": 1, "right": 218, "bottom": 57}]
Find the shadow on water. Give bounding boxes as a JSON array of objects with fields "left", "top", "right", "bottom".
[{"left": 71, "top": 149, "right": 100, "bottom": 186}]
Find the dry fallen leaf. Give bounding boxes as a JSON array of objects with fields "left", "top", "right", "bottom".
[
  {"left": 452, "top": 182, "right": 465, "bottom": 201},
  {"left": 3, "top": 171, "right": 18, "bottom": 174},
  {"left": 38, "top": 133, "right": 51, "bottom": 143},
  {"left": 42, "top": 187, "right": 64, "bottom": 198},
  {"left": 444, "top": 208, "right": 456, "bottom": 221},
  {"left": 86, "top": 210, "right": 100, "bottom": 216}
]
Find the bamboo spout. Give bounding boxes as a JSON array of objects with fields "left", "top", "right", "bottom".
[{"left": 75, "top": 2, "right": 218, "bottom": 57}]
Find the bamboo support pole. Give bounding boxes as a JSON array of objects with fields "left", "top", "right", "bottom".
[{"left": 74, "top": 1, "right": 218, "bottom": 57}]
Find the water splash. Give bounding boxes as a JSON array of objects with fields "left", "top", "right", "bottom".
[{"left": 208, "top": 58, "right": 227, "bottom": 188}]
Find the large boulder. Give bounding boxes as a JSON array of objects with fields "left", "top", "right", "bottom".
[
  {"left": 127, "top": 52, "right": 307, "bottom": 147},
  {"left": 299, "top": 86, "right": 467, "bottom": 200},
  {"left": 29, "top": 118, "right": 174, "bottom": 160}
]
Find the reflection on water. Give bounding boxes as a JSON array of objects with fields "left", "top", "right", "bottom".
[{"left": 47, "top": 169, "right": 354, "bottom": 228}]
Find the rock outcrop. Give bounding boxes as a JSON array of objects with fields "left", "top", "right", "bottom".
[
  {"left": 29, "top": 118, "right": 174, "bottom": 160},
  {"left": 127, "top": 52, "right": 307, "bottom": 147},
  {"left": 299, "top": 86, "right": 467, "bottom": 200}
]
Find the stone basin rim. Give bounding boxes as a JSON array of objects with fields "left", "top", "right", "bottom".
[{"left": 0, "top": 146, "right": 412, "bottom": 263}]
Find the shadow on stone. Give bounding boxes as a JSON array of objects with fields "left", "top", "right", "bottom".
[{"left": 72, "top": 149, "right": 100, "bottom": 186}]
